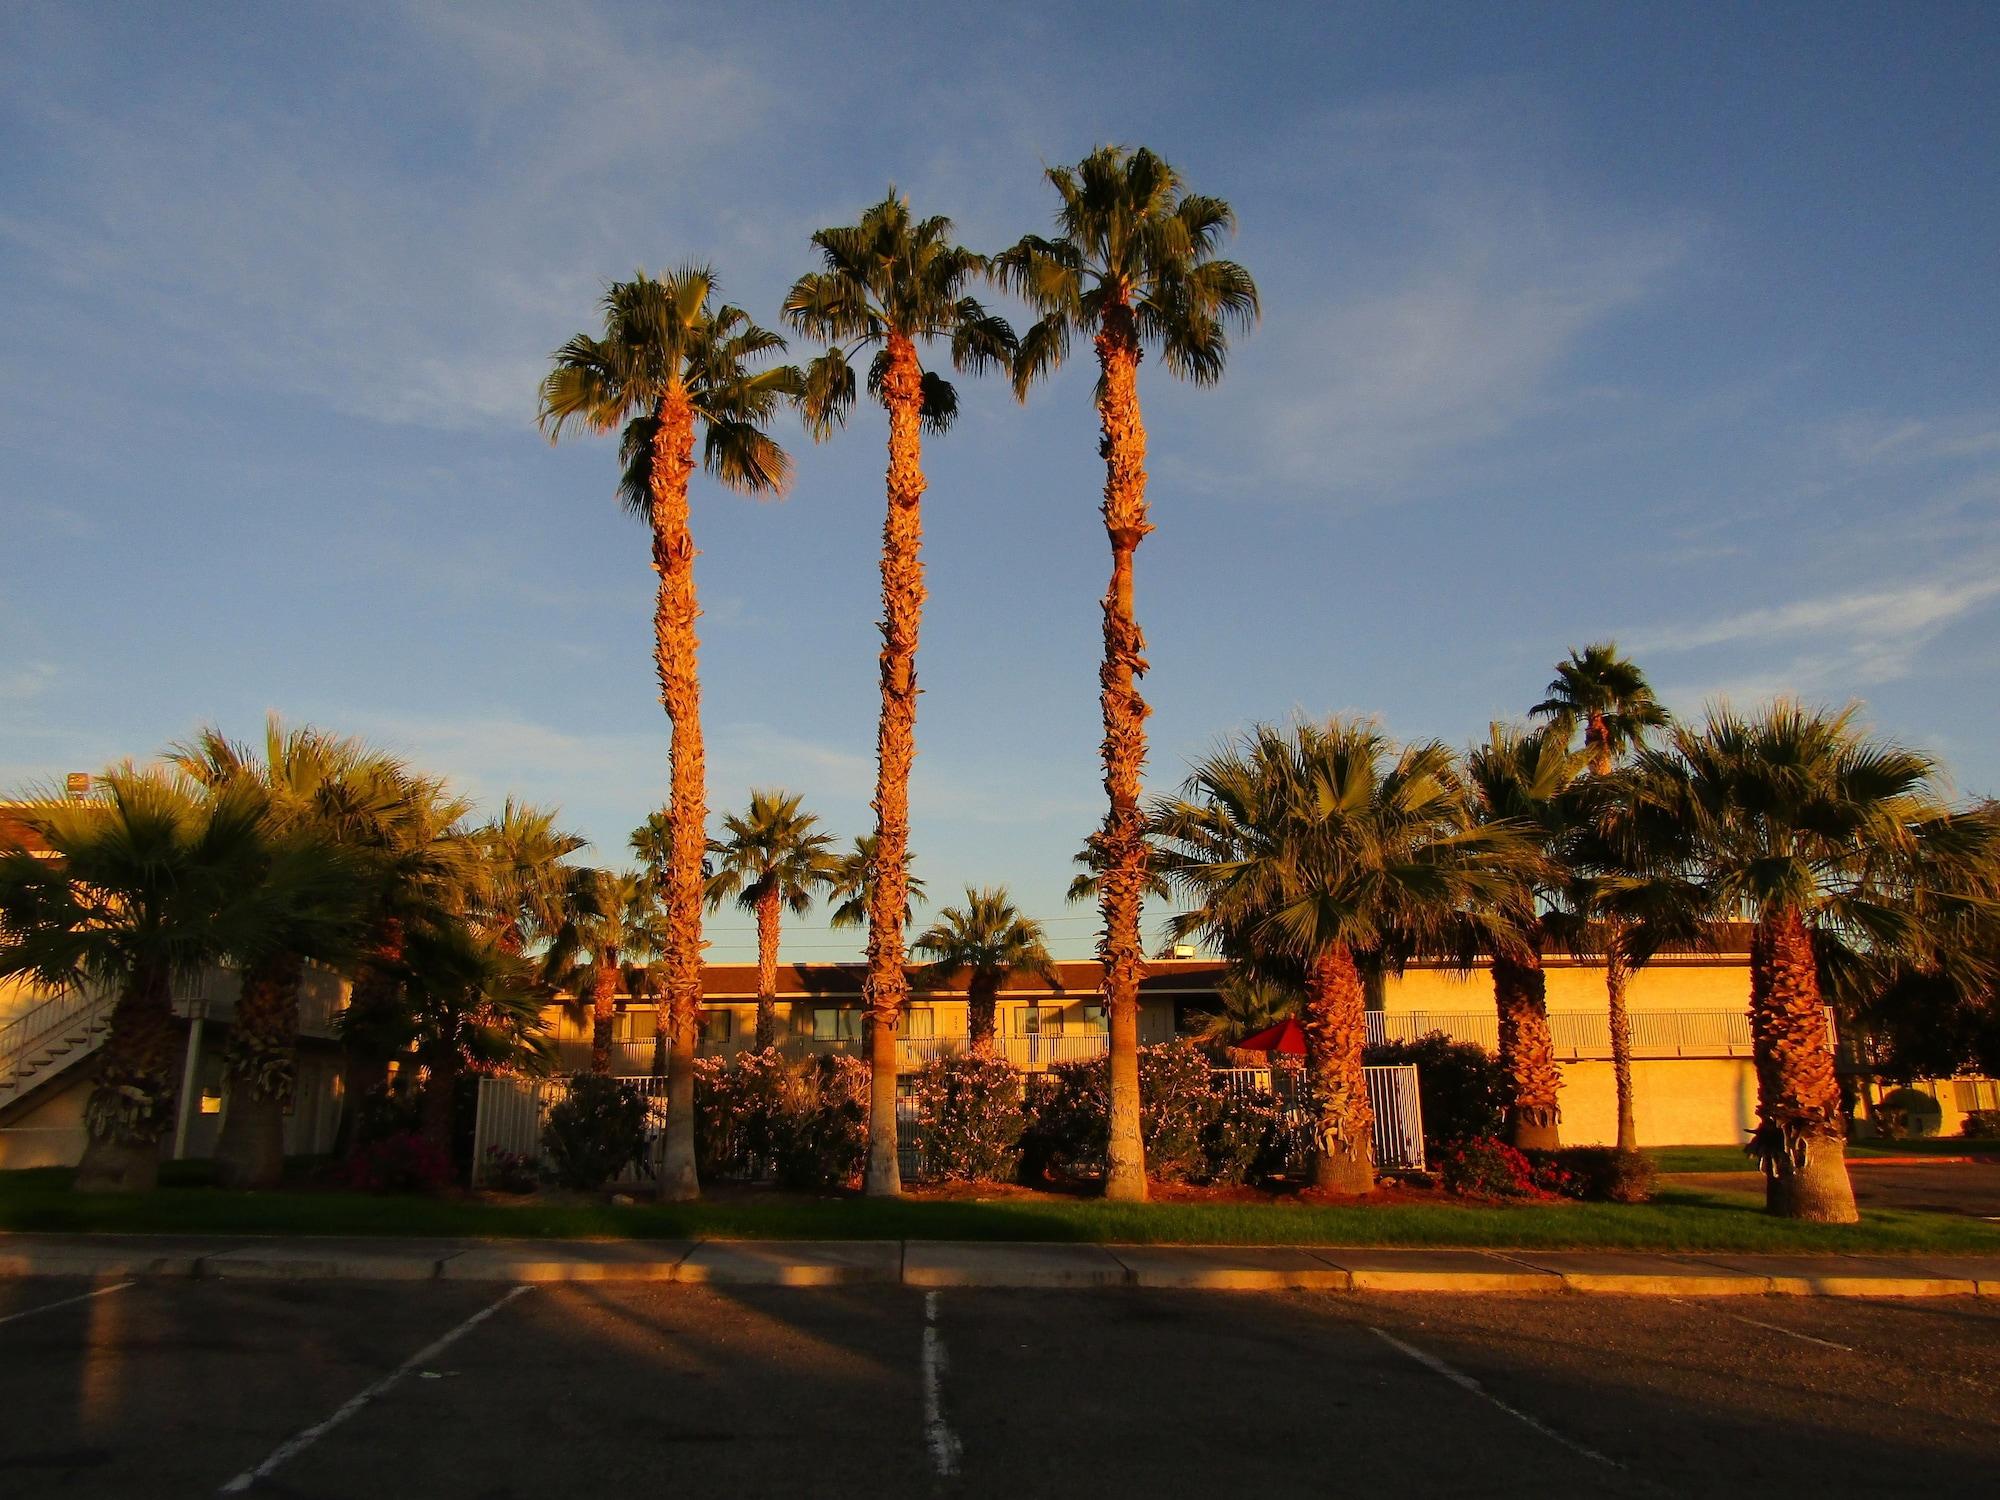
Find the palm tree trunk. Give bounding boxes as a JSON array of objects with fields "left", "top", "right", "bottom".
[
  {"left": 419, "top": 1048, "right": 458, "bottom": 1157},
  {"left": 862, "top": 332, "right": 927, "bottom": 1198},
  {"left": 336, "top": 917, "right": 405, "bottom": 1158},
  {"left": 1095, "top": 299, "right": 1153, "bottom": 1204},
  {"left": 590, "top": 959, "right": 617, "bottom": 1077},
  {"left": 1750, "top": 909, "right": 1857, "bottom": 1222},
  {"left": 1299, "top": 942, "right": 1374, "bottom": 1193},
  {"left": 215, "top": 950, "right": 303, "bottom": 1190},
  {"left": 755, "top": 885, "right": 781, "bottom": 1051},
  {"left": 75, "top": 962, "right": 178, "bottom": 1193},
  {"left": 651, "top": 382, "right": 705, "bottom": 1202},
  {"left": 1493, "top": 940, "right": 1562, "bottom": 1151},
  {"left": 968, "top": 976, "right": 998, "bottom": 1057},
  {"left": 1605, "top": 932, "right": 1639, "bottom": 1154}
]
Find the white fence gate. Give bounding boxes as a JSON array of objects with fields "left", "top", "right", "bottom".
[{"left": 1213, "top": 1063, "right": 1426, "bottom": 1172}]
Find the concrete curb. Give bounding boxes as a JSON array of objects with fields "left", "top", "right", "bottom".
[{"left": 1, "top": 1236, "right": 1996, "bottom": 1295}]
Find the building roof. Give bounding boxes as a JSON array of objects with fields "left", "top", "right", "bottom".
[{"left": 0, "top": 807, "right": 53, "bottom": 856}]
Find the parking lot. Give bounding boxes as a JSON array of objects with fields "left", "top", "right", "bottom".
[{"left": 3, "top": 1276, "right": 1996, "bottom": 1498}]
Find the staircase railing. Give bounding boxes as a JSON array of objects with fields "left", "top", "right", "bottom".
[{"left": 0, "top": 983, "right": 117, "bottom": 1093}]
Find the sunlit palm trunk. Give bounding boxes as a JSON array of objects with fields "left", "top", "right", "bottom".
[
  {"left": 651, "top": 384, "right": 704, "bottom": 1201},
  {"left": 1301, "top": 943, "right": 1374, "bottom": 1192},
  {"left": 1095, "top": 300, "right": 1152, "bottom": 1203},
  {"left": 755, "top": 886, "right": 782, "bottom": 1051},
  {"left": 215, "top": 950, "right": 302, "bottom": 1189},
  {"left": 75, "top": 962, "right": 178, "bottom": 1193},
  {"left": 1605, "top": 934, "right": 1638, "bottom": 1154},
  {"left": 590, "top": 959, "right": 617, "bottom": 1077},
  {"left": 968, "top": 977, "right": 998, "bottom": 1057},
  {"left": 1750, "top": 908, "right": 1857, "bottom": 1222},
  {"left": 863, "top": 333, "right": 926, "bottom": 1197},
  {"left": 1493, "top": 938, "right": 1561, "bottom": 1151}
]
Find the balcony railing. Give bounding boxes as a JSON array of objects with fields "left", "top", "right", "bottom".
[
  {"left": 560, "top": 1029, "right": 1115, "bottom": 1077},
  {"left": 1365, "top": 1008, "right": 1759, "bottom": 1059}
]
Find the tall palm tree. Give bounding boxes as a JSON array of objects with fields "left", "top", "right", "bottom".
[
  {"left": 1626, "top": 702, "right": 1995, "bottom": 1220},
  {"left": 0, "top": 768, "right": 361, "bottom": 1192},
  {"left": 169, "top": 718, "right": 387, "bottom": 1187},
  {"left": 1464, "top": 724, "right": 1585, "bottom": 1151},
  {"left": 825, "top": 834, "right": 925, "bottom": 931},
  {"left": 471, "top": 798, "right": 588, "bottom": 957},
  {"left": 1531, "top": 642, "right": 1668, "bottom": 778},
  {"left": 403, "top": 920, "right": 552, "bottom": 1154},
  {"left": 999, "top": 146, "right": 1258, "bottom": 1202},
  {"left": 705, "top": 790, "right": 840, "bottom": 1050},
  {"left": 541, "top": 266, "right": 801, "bottom": 1201},
  {"left": 545, "top": 869, "right": 661, "bottom": 1077},
  {"left": 1530, "top": 644, "right": 1672, "bottom": 1153},
  {"left": 912, "top": 887, "right": 1060, "bottom": 1055},
  {"left": 1064, "top": 831, "right": 1171, "bottom": 906},
  {"left": 786, "top": 192, "right": 1016, "bottom": 1196},
  {"left": 1154, "top": 720, "right": 1519, "bottom": 1193}
]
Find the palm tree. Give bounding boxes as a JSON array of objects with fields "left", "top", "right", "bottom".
[
  {"left": 1154, "top": 720, "right": 1519, "bottom": 1193},
  {"left": 1185, "top": 966, "right": 1299, "bottom": 1053},
  {"left": 1530, "top": 644, "right": 1672, "bottom": 1154},
  {"left": 403, "top": 920, "right": 552, "bottom": 1155},
  {"left": 471, "top": 798, "right": 588, "bottom": 957},
  {"left": 0, "top": 768, "right": 361, "bottom": 1192},
  {"left": 999, "top": 146, "right": 1258, "bottom": 1202},
  {"left": 825, "top": 834, "right": 925, "bottom": 931},
  {"left": 169, "top": 718, "right": 388, "bottom": 1188},
  {"left": 1531, "top": 642, "right": 1668, "bottom": 777},
  {"left": 1464, "top": 724, "right": 1586, "bottom": 1151},
  {"left": 544, "top": 869, "right": 661, "bottom": 1077},
  {"left": 912, "top": 887, "right": 1060, "bottom": 1055},
  {"left": 786, "top": 192, "right": 1016, "bottom": 1196},
  {"left": 541, "top": 266, "right": 801, "bottom": 1202},
  {"left": 1064, "top": 830, "right": 1171, "bottom": 906},
  {"left": 705, "top": 790, "right": 839, "bottom": 1050},
  {"left": 1626, "top": 702, "right": 1995, "bottom": 1220}
]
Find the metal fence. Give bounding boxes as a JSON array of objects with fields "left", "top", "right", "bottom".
[{"left": 1213, "top": 1063, "right": 1426, "bottom": 1172}]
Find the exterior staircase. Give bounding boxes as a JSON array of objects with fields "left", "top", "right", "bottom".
[{"left": 0, "top": 984, "right": 117, "bottom": 1115}]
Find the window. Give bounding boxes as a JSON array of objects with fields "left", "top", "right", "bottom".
[
  {"left": 812, "top": 1007, "right": 865, "bottom": 1041},
  {"left": 615, "top": 1009, "right": 658, "bottom": 1043},
  {"left": 198, "top": 1091, "right": 223, "bottom": 1116},
  {"left": 1015, "top": 1004, "right": 1066, "bottom": 1036},
  {"left": 699, "top": 1009, "right": 730, "bottom": 1044},
  {"left": 898, "top": 1006, "right": 935, "bottom": 1038},
  {"left": 1081, "top": 1004, "right": 1107, "bottom": 1032}
]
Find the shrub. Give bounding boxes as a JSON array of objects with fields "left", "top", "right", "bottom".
[
  {"left": 542, "top": 1073, "right": 648, "bottom": 1190},
  {"left": 1962, "top": 1109, "right": 2000, "bottom": 1139},
  {"left": 1528, "top": 1146, "right": 1656, "bottom": 1203},
  {"left": 693, "top": 1052, "right": 868, "bottom": 1190},
  {"left": 1202, "top": 1094, "right": 1287, "bottom": 1185},
  {"left": 1436, "top": 1136, "right": 1537, "bottom": 1198},
  {"left": 335, "top": 1130, "right": 451, "bottom": 1193},
  {"left": 1364, "top": 1032, "right": 1508, "bottom": 1153},
  {"left": 915, "top": 1054, "right": 1025, "bottom": 1182},
  {"left": 480, "top": 1146, "right": 540, "bottom": 1194}
]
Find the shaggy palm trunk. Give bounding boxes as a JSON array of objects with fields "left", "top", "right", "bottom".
[
  {"left": 336, "top": 918, "right": 405, "bottom": 1158},
  {"left": 1750, "top": 909, "right": 1857, "bottom": 1222},
  {"left": 590, "top": 959, "right": 617, "bottom": 1077},
  {"left": 215, "top": 950, "right": 303, "bottom": 1190},
  {"left": 1095, "top": 300, "right": 1152, "bottom": 1203},
  {"left": 861, "top": 333, "right": 927, "bottom": 1198},
  {"left": 1605, "top": 933, "right": 1639, "bottom": 1154},
  {"left": 968, "top": 977, "right": 999, "bottom": 1057},
  {"left": 419, "top": 1049, "right": 457, "bottom": 1156},
  {"left": 755, "top": 885, "right": 782, "bottom": 1051},
  {"left": 1300, "top": 942, "right": 1375, "bottom": 1193},
  {"left": 651, "top": 383, "right": 705, "bottom": 1202},
  {"left": 75, "top": 962, "right": 178, "bottom": 1193},
  {"left": 1493, "top": 941, "right": 1562, "bottom": 1151}
]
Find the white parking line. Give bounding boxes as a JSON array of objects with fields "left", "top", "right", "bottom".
[
  {"left": 217, "top": 1284, "right": 533, "bottom": 1495},
  {"left": 0, "top": 1280, "right": 134, "bottom": 1327},
  {"left": 921, "top": 1289, "right": 963, "bottom": 1479},
  {"left": 1368, "top": 1325, "right": 1619, "bottom": 1469},
  {"left": 1663, "top": 1297, "right": 1855, "bottom": 1353}
]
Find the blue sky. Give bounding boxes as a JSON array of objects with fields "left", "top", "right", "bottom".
[{"left": 4, "top": 1, "right": 1997, "bottom": 962}]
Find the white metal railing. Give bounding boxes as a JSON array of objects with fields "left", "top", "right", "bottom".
[
  {"left": 473, "top": 1074, "right": 670, "bottom": 1186},
  {"left": 1366, "top": 1008, "right": 1757, "bottom": 1059},
  {"left": 0, "top": 982, "right": 116, "bottom": 1094},
  {"left": 1213, "top": 1063, "right": 1426, "bottom": 1171}
]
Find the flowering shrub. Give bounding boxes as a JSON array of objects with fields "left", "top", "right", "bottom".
[
  {"left": 481, "top": 1146, "right": 540, "bottom": 1194},
  {"left": 335, "top": 1130, "right": 451, "bottom": 1193},
  {"left": 1436, "top": 1136, "right": 1538, "bottom": 1198},
  {"left": 1202, "top": 1096, "right": 1288, "bottom": 1185},
  {"left": 694, "top": 1052, "right": 868, "bottom": 1190},
  {"left": 915, "top": 1054, "right": 1025, "bottom": 1182},
  {"left": 542, "top": 1073, "right": 648, "bottom": 1190},
  {"left": 1963, "top": 1109, "right": 2000, "bottom": 1139},
  {"left": 1525, "top": 1146, "right": 1655, "bottom": 1203}
]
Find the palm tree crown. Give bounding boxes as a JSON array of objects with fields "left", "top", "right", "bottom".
[
  {"left": 1530, "top": 643, "right": 1669, "bottom": 775},
  {"left": 826, "top": 834, "right": 925, "bottom": 931},
  {"left": 997, "top": 144, "right": 1259, "bottom": 394},
  {"left": 704, "top": 790, "right": 840, "bottom": 918},
  {"left": 913, "top": 887, "right": 1060, "bottom": 989}
]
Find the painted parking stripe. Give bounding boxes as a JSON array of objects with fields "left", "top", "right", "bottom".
[
  {"left": 921, "top": 1290, "right": 963, "bottom": 1479},
  {"left": 1663, "top": 1297, "right": 1855, "bottom": 1353},
  {"left": 0, "top": 1280, "right": 133, "bottom": 1328},
  {"left": 1367, "top": 1325, "right": 1619, "bottom": 1469},
  {"left": 218, "top": 1284, "right": 534, "bottom": 1495}
]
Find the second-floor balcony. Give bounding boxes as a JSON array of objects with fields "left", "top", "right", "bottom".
[{"left": 560, "top": 1028, "right": 1113, "bottom": 1078}]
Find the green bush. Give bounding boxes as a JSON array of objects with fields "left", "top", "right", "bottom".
[
  {"left": 1533, "top": 1146, "right": 1656, "bottom": 1203},
  {"left": 1436, "top": 1136, "right": 1537, "bottom": 1198},
  {"left": 915, "top": 1054, "right": 1025, "bottom": 1182},
  {"left": 541, "top": 1073, "right": 648, "bottom": 1190},
  {"left": 1962, "top": 1109, "right": 2000, "bottom": 1139},
  {"left": 1364, "top": 1032, "right": 1509, "bottom": 1152}
]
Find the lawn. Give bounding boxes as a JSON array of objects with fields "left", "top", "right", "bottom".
[
  {"left": 3, "top": 1167, "right": 1997, "bottom": 1254},
  {"left": 1647, "top": 1139, "right": 2000, "bottom": 1173}
]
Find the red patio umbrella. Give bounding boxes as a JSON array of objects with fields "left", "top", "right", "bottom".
[{"left": 1234, "top": 1018, "right": 1307, "bottom": 1055}]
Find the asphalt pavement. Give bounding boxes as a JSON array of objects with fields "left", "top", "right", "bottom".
[{"left": 2, "top": 1276, "right": 1994, "bottom": 1498}]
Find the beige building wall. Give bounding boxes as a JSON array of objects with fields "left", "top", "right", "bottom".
[
  {"left": 1384, "top": 960, "right": 1751, "bottom": 1014},
  {"left": 1554, "top": 1058, "right": 1760, "bottom": 1148}
]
